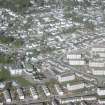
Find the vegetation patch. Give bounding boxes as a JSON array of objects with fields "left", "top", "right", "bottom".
[
  {"left": 0, "top": 0, "right": 31, "bottom": 13},
  {"left": 0, "top": 68, "right": 11, "bottom": 82}
]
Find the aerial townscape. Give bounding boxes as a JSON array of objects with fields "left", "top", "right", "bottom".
[{"left": 0, "top": 0, "right": 105, "bottom": 105}]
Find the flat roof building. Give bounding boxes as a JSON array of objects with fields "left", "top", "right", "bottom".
[
  {"left": 17, "top": 88, "right": 24, "bottom": 100},
  {"left": 91, "top": 67, "right": 105, "bottom": 75},
  {"left": 30, "top": 87, "right": 38, "bottom": 99},
  {"left": 69, "top": 59, "right": 85, "bottom": 66},
  {"left": 51, "top": 101, "right": 58, "bottom": 105},
  {"left": 58, "top": 94, "right": 96, "bottom": 104},
  {"left": 42, "top": 85, "right": 51, "bottom": 97},
  {"left": 3, "top": 90, "right": 11, "bottom": 103},
  {"left": 54, "top": 84, "right": 63, "bottom": 96},
  {"left": 98, "top": 98, "right": 105, "bottom": 104},
  {"left": 67, "top": 81, "right": 85, "bottom": 91},
  {"left": 97, "top": 52, "right": 105, "bottom": 58},
  {"left": 82, "top": 95, "right": 97, "bottom": 101},
  {"left": 67, "top": 53, "right": 82, "bottom": 60},
  {"left": 91, "top": 46, "right": 105, "bottom": 52},
  {"left": 89, "top": 61, "right": 105, "bottom": 67},
  {"left": 91, "top": 45, "right": 105, "bottom": 59},
  {"left": 56, "top": 72, "right": 76, "bottom": 83},
  {"left": 97, "top": 87, "right": 105, "bottom": 96}
]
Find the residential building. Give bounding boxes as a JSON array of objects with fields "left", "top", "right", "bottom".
[
  {"left": 17, "top": 88, "right": 24, "bottom": 100},
  {"left": 59, "top": 96, "right": 81, "bottom": 104},
  {"left": 51, "top": 101, "right": 58, "bottom": 105},
  {"left": 42, "top": 85, "right": 50, "bottom": 96},
  {"left": 56, "top": 72, "right": 76, "bottom": 83},
  {"left": 89, "top": 61, "right": 105, "bottom": 67},
  {"left": 0, "top": 82, "right": 5, "bottom": 90},
  {"left": 69, "top": 59, "right": 85, "bottom": 66},
  {"left": 97, "top": 87, "right": 105, "bottom": 96},
  {"left": 9, "top": 67, "right": 23, "bottom": 76},
  {"left": 97, "top": 52, "right": 105, "bottom": 58},
  {"left": 59, "top": 95, "right": 96, "bottom": 104},
  {"left": 91, "top": 67, "right": 105, "bottom": 75},
  {"left": 67, "top": 53, "right": 82, "bottom": 59},
  {"left": 54, "top": 84, "right": 63, "bottom": 96},
  {"left": 0, "top": 45, "right": 8, "bottom": 53},
  {"left": 91, "top": 46, "right": 105, "bottom": 52},
  {"left": 82, "top": 95, "right": 97, "bottom": 101},
  {"left": 98, "top": 98, "right": 105, "bottom": 104},
  {"left": 3, "top": 90, "right": 11, "bottom": 103},
  {"left": 91, "top": 45, "right": 105, "bottom": 58},
  {"left": 30, "top": 87, "right": 38, "bottom": 99},
  {"left": 67, "top": 81, "right": 85, "bottom": 91}
]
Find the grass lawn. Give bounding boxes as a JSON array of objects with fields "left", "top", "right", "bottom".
[
  {"left": 0, "top": 67, "right": 32, "bottom": 86},
  {"left": 11, "top": 76, "right": 32, "bottom": 86},
  {"left": 12, "top": 39, "right": 24, "bottom": 48},
  {"left": 0, "top": 36, "right": 24, "bottom": 48},
  {"left": 0, "top": 68, "right": 11, "bottom": 82},
  {"left": 0, "top": 0, "right": 31, "bottom": 13},
  {"left": 0, "top": 53, "right": 15, "bottom": 64},
  {"left": 0, "top": 36, "right": 14, "bottom": 44}
]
